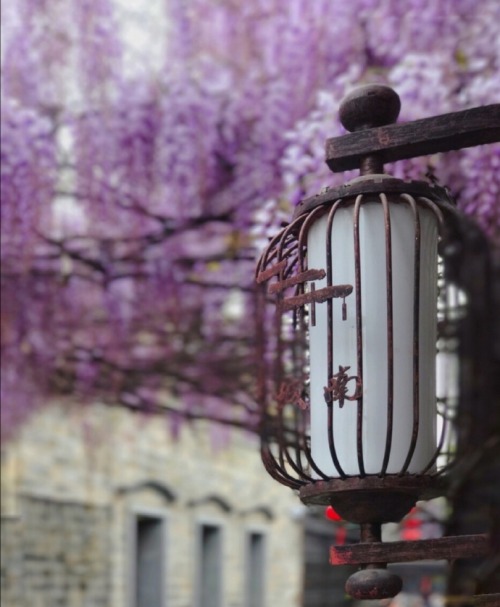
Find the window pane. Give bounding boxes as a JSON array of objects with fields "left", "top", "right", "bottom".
[
  {"left": 245, "top": 532, "right": 265, "bottom": 607},
  {"left": 136, "top": 516, "right": 164, "bottom": 607},
  {"left": 199, "top": 525, "right": 222, "bottom": 607}
]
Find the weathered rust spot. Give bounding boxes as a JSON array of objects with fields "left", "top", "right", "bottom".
[{"left": 378, "top": 127, "right": 391, "bottom": 146}]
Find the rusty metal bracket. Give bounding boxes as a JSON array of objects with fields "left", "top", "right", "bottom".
[
  {"left": 330, "top": 533, "right": 489, "bottom": 566},
  {"left": 281, "top": 283, "right": 352, "bottom": 314},
  {"left": 326, "top": 104, "right": 500, "bottom": 172},
  {"left": 307, "top": 283, "right": 353, "bottom": 325}
]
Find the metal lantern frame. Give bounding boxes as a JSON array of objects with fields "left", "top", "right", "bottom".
[
  {"left": 258, "top": 178, "right": 462, "bottom": 498},
  {"left": 255, "top": 85, "right": 500, "bottom": 601}
]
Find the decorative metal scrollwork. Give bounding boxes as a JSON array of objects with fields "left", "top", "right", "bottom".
[
  {"left": 256, "top": 262, "right": 352, "bottom": 323},
  {"left": 324, "top": 365, "right": 362, "bottom": 407},
  {"left": 276, "top": 380, "right": 309, "bottom": 411}
]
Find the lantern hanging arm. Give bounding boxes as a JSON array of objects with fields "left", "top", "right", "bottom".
[{"left": 326, "top": 84, "right": 500, "bottom": 173}]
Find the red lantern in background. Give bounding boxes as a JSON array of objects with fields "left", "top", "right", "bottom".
[
  {"left": 401, "top": 509, "right": 422, "bottom": 542},
  {"left": 325, "top": 506, "right": 342, "bottom": 522},
  {"left": 325, "top": 506, "right": 347, "bottom": 546}
]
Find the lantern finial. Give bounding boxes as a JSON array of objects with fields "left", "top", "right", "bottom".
[{"left": 339, "top": 84, "right": 401, "bottom": 132}]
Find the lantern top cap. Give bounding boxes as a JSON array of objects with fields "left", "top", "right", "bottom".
[{"left": 339, "top": 84, "right": 401, "bottom": 132}]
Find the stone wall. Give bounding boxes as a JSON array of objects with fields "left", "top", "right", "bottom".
[
  {"left": 1, "top": 498, "right": 110, "bottom": 607},
  {"left": 1, "top": 516, "right": 23, "bottom": 607},
  {"left": 1, "top": 401, "right": 305, "bottom": 607}
]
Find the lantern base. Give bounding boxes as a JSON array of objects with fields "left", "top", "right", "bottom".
[{"left": 299, "top": 475, "right": 444, "bottom": 523}]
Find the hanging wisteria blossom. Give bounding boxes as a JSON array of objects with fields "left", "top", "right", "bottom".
[{"left": 1, "top": 0, "right": 499, "bottom": 438}]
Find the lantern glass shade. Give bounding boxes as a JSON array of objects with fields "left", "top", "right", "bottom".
[{"left": 307, "top": 198, "right": 438, "bottom": 476}]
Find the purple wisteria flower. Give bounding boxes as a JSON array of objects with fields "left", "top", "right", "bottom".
[{"left": 1, "top": 0, "right": 499, "bottom": 437}]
